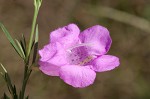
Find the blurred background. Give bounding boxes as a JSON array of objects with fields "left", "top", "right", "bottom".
[{"left": 0, "top": 0, "right": 150, "bottom": 99}]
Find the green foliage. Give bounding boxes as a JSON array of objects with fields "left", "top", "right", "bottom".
[
  {"left": 32, "top": 25, "right": 39, "bottom": 64},
  {"left": 0, "top": 23, "right": 24, "bottom": 59},
  {"left": 20, "top": 34, "right": 27, "bottom": 57},
  {"left": 0, "top": 65, "right": 18, "bottom": 99},
  {"left": 34, "top": 0, "right": 42, "bottom": 10},
  {"left": 0, "top": 0, "right": 41, "bottom": 99},
  {"left": 15, "top": 39, "right": 26, "bottom": 59}
]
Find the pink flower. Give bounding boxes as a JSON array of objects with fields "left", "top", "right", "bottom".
[{"left": 39, "top": 24, "right": 120, "bottom": 88}]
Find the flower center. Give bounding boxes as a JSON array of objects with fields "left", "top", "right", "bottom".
[{"left": 66, "top": 43, "right": 94, "bottom": 66}]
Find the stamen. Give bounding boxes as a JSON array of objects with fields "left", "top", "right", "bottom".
[{"left": 79, "top": 56, "right": 93, "bottom": 65}]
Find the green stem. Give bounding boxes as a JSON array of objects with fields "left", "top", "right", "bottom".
[
  {"left": 26, "top": 8, "right": 39, "bottom": 61},
  {"left": 20, "top": 64, "right": 32, "bottom": 99}
]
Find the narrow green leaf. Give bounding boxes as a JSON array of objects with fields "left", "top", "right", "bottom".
[
  {"left": 32, "top": 25, "right": 39, "bottom": 64},
  {"left": 0, "top": 63, "right": 6, "bottom": 82},
  {"left": 4, "top": 73, "right": 14, "bottom": 94},
  {"left": 20, "top": 40, "right": 26, "bottom": 57},
  {"left": 15, "top": 39, "right": 25, "bottom": 59},
  {"left": 35, "top": 24, "right": 39, "bottom": 43},
  {"left": 0, "top": 63, "right": 7, "bottom": 73},
  {"left": 0, "top": 23, "right": 23, "bottom": 58},
  {"left": 22, "top": 34, "right": 26, "bottom": 49},
  {"left": 20, "top": 34, "right": 26, "bottom": 56}
]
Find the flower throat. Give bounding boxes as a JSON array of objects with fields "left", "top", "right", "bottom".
[{"left": 67, "top": 43, "right": 94, "bottom": 66}]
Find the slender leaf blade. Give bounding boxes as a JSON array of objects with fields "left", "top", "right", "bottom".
[
  {"left": 32, "top": 25, "right": 39, "bottom": 64},
  {"left": 19, "top": 34, "right": 27, "bottom": 56},
  {"left": 20, "top": 40, "right": 26, "bottom": 57},
  {"left": 0, "top": 63, "right": 7, "bottom": 73},
  {"left": 5, "top": 73, "right": 13, "bottom": 92},
  {"left": 0, "top": 23, "right": 22, "bottom": 58},
  {"left": 35, "top": 24, "right": 39, "bottom": 43},
  {"left": 15, "top": 39, "right": 25, "bottom": 59}
]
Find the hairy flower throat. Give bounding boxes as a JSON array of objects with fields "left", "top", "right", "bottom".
[{"left": 66, "top": 43, "right": 94, "bottom": 66}]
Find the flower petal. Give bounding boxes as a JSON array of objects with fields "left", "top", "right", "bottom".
[
  {"left": 39, "top": 43, "right": 57, "bottom": 61},
  {"left": 50, "top": 23, "right": 80, "bottom": 48},
  {"left": 39, "top": 61, "right": 60, "bottom": 76},
  {"left": 39, "top": 42, "right": 68, "bottom": 76},
  {"left": 79, "top": 25, "right": 112, "bottom": 55},
  {"left": 59, "top": 65, "right": 96, "bottom": 88},
  {"left": 91, "top": 55, "right": 120, "bottom": 72}
]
